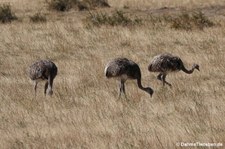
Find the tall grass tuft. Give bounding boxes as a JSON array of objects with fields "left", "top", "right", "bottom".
[
  {"left": 171, "top": 11, "right": 214, "bottom": 30},
  {"left": 30, "top": 13, "right": 47, "bottom": 23},
  {"left": 0, "top": 4, "right": 17, "bottom": 23},
  {"left": 47, "top": 0, "right": 110, "bottom": 11},
  {"left": 87, "top": 10, "right": 142, "bottom": 26}
]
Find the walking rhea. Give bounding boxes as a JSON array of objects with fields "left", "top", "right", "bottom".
[
  {"left": 148, "top": 53, "right": 199, "bottom": 87},
  {"left": 28, "top": 60, "right": 58, "bottom": 96},
  {"left": 105, "top": 58, "right": 154, "bottom": 99}
]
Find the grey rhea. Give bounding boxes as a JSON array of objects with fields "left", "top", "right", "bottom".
[
  {"left": 148, "top": 53, "right": 200, "bottom": 87},
  {"left": 28, "top": 60, "right": 58, "bottom": 96},
  {"left": 105, "top": 58, "right": 154, "bottom": 99}
]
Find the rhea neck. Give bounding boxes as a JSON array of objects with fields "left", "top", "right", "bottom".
[
  {"left": 181, "top": 64, "right": 196, "bottom": 74},
  {"left": 137, "top": 77, "right": 149, "bottom": 92}
]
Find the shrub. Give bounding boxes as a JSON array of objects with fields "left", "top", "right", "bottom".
[
  {"left": 47, "top": 0, "right": 75, "bottom": 11},
  {"left": 77, "top": 0, "right": 110, "bottom": 10},
  {"left": 171, "top": 11, "right": 214, "bottom": 30},
  {"left": 148, "top": 11, "right": 214, "bottom": 30},
  {"left": 0, "top": 4, "right": 17, "bottom": 23},
  {"left": 30, "top": 13, "right": 47, "bottom": 23},
  {"left": 87, "top": 10, "right": 142, "bottom": 26},
  {"left": 47, "top": 0, "right": 109, "bottom": 11},
  {"left": 85, "top": 0, "right": 109, "bottom": 8}
]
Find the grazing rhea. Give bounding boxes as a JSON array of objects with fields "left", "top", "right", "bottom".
[
  {"left": 148, "top": 53, "right": 200, "bottom": 87},
  {"left": 28, "top": 60, "right": 58, "bottom": 96},
  {"left": 105, "top": 58, "right": 154, "bottom": 99}
]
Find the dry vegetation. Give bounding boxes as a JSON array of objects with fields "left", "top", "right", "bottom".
[{"left": 0, "top": 0, "right": 225, "bottom": 148}]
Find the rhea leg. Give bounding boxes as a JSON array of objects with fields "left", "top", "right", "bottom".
[
  {"left": 34, "top": 81, "right": 38, "bottom": 96},
  {"left": 118, "top": 80, "right": 123, "bottom": 99},
  {"left": 44, "top": 81, "right": 48, "bottom": 95},
  {"left": 157, "top": 73, "right": 163, "bottom": 81},
  {"left": 118, "top": 80, "right": 126, "bottom": 99},
  {"left": 47, "top": 76, "right": 54, "bottom": 96},
  {"left": 162, "top": 74, "right": 172, "bottom": 87},
  {"left": 121, "top": 80, "right": 127, "bottom": 99}
]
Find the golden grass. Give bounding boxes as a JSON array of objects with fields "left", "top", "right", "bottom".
[
  {"left": 0, "top": 0, "right": 225, "bottom": 148},
  {"left": 110, "top": 0, "right": 225, "bottom": 9}
]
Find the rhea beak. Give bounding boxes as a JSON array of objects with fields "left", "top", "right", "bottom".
[
  {"left": 197, "top": 67, "right": 200, "bottom": 71},
  {"left": 150, "top": 93, "right": 153, "bottom": 97}
]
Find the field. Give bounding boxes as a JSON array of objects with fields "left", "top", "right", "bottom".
[{"left": 0, "top": 0, "right": 225, "bottom": 148}]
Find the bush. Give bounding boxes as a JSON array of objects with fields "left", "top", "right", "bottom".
[
  {"left": 148, "top": 11, "right": 214, "bottom": 30},
  {"left": 0, "top": 4, "right": 17, "bottom": 23},
  {"left": 30, "top": 13, "right": 47, "bottom": 23},
  {"left": 47, "top": 0, "right": 75, "bottom": 11},
  {"left": 84, "top": 0, "right": 109, "bottom": 8},
  {"left": 87, "top": 10, "right": 142, "bottom": 26},
  {"left": 171, "top": 11, "right": 214, "bottom": 30},
  {"left": 76, "top": 0, "right": 110, "bottom": 10},
  {"left": 47, "top": 0, "right": 109, "bottom": 11}
]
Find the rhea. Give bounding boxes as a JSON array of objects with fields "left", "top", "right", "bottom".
[
  {"left": 105, "top": 58, "right": 154, "bottom": 99},
  {"left": 28, "top": 60, "right": 58, "bottom": 96},
  {"left": 148, "top": 53, "right": 199, "bottom": 87}
]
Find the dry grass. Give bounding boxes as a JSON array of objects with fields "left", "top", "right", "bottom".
[
  {"left": 109, "top": 0, "right": 225, "bottom": 9},
  {"left": 0, "top": 0, "right": 225, "bottom": 148}
]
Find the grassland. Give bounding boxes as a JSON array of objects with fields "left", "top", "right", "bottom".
[{"left": 0, "top": 0, "right": 225, "bottom": 148}]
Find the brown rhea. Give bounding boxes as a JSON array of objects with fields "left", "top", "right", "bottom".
[
  {"left": 105, "top": 58, "right": 154, "bottom": 99},
  {"left": 28, "top": 60, "right": 58, "bottom": 96},
  {"left": 148, "top": 53, "right": 199, "bottom": 87}
]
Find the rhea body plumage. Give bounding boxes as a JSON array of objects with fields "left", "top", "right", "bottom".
[
  {"left": 28, "top": 60, "right": 58, "bottom": 96},
  {"left": 105, "top": 58, "right": 153, "bottom": 98},
  {"left": 148, "top": 53, "right": 199, "bottom": 87}
]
